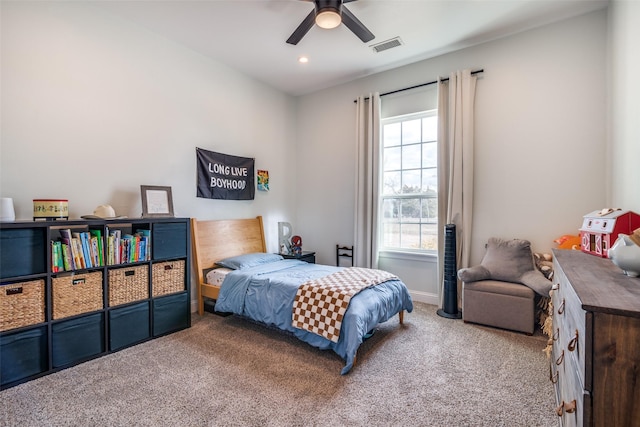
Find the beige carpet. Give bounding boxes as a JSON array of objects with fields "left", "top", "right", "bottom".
[{"left": 1, "top": 302, "right": 557, "bottom": 426}]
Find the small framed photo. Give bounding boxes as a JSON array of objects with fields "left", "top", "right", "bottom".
[
  {"left": 141, "top": 185, "right": 174, "bottom": 218},
  {"left": 257, "top": 169, "right": 269, "bottom": 191}
]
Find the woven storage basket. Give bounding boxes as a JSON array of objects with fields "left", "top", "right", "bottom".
[
  {"left": 0, "top": 280, "right": 45, "bottom": 332},
  {"left": 152, "top": 260, "right": 185, "bottom": 297},
  {"left": 52, "top": 271, "right": 103, "bottom": 319},
  {"left": 108, "top": 265, "right": 149, "bottom": 307}
]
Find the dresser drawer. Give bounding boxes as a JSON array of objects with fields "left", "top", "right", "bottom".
[
  {"left": 552, "top": 259, "right": 587, "bottom": 388},
  {"left": 552, "top": 340, "right": 585, "bottom": 427}
]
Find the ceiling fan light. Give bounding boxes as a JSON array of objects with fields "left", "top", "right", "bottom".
[{"left": 316, "top": 9, "right": 341, "bottom": 29}]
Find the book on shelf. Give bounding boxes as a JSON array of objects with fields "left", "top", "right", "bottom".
[
  {"left": 82, "top": 232, "right": 93, "bottom": 268},
  {"left": 51, "top": 241, "right": 63, "bottom": 273},
  {"left": 50, "top": 241, "right": 58, "bottom": 273},
  {"left": 89, "top": 229, "right": 104, "bottom": 266},
  {"left": 137, "top": 229, "right": 151, "bottom": 261},
  {"left": 55, "top": 241, "right": 64, "bottom": 272},
  {"left": 59, "top": 229, "right": 78, "bottom": 270},
  {"left": 138, "top": 237, "right": 146, "bottom": 261},
  {"left": 60, "top": 243, "right": 72, "bottom": 271},
  {"left": 106, "top": 234, "right": 114, "bottom": 265},
  {"left": 73, "top": 238, "right": 85, "bottom": 269},
  {"left": 107, "top": 228, "right": 122, "bottom": 265},
  {"left": 90, "top": 236, "right": 99, "bottom": 267},
  {"left": 122, "top": 234, "right": 135, "bottom": 263},
  {"left": 73, "top": 232, "right": 91, "bottom": 269}
]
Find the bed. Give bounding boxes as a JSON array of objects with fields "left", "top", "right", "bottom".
[{"left": 191, "top": 216, "right": 414, "bottom": 374}]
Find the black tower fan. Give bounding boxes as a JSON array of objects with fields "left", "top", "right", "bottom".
[{"left": 437, "top": 224, "right": 462, "bottom": 319}]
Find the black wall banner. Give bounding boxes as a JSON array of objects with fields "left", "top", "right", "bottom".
[{"left": 196, "top": 148, "right": 255, "bottom": 200}]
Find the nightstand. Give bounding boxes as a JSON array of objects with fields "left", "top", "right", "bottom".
[{"left": 281, "top": 251, "right": 316, "bottom": 264}]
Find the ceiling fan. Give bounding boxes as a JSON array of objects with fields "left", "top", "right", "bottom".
[{"left": 286, "top": 0, "right": 375, "bottom": 45}]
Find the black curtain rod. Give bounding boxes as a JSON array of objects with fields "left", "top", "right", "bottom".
[{"left": 355, "top": 69, "right": 484, "bottom": 103}]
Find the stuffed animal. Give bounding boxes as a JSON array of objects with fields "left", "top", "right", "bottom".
[
  {"left": 553, "top": 234, "right": 581, "bottom": 250},
  {"left": 534, "top": 252, "right": 554, "bottom": 280}
]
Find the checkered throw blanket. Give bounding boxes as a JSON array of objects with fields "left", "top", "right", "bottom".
[{"left": 291, "top": 267, "right": 398, "bottom": 343}]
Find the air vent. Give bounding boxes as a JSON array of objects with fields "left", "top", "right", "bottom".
[{"left": 370, "top": 37, "right": 403, "bottom": 53}]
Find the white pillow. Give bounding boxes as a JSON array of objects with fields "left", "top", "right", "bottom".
[{"left": 206, "top": 268, "right": 233, "bottom": 286}]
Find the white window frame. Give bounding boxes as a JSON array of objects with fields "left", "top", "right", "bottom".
[{"left": 379, "top": 110, "right": 438, "bottom": 256}]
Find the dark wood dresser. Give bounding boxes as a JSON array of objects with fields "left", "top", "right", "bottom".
[{"left": 551, "top": 249, "right": 640, "bottom": 426}]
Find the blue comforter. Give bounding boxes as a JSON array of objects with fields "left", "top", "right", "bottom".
[{"left": 214, "top": 259, "right": 414, "bottom": 374}]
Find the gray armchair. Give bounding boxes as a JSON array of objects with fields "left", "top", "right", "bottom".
[{"left": 457, "top": 238, "right": 551, "bottom": 335}]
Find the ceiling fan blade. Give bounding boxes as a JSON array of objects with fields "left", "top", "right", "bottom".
[
  {"left": 341, "top": 6, "right": 374, "bottom": 43},
  {"left": 286, "top": 10, "right": 316, "bottom": 45}
]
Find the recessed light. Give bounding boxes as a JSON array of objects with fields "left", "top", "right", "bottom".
[{"left": 298, "top": 56, "right": 309, "bottom": 64}]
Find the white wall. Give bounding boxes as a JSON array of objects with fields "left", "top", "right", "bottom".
[
  {"left": 0, "top": 1, "right": 298, "bottom": 251},
  {"left": 295, "top": 11, "right": 608, "bottom": 303},
  {"left": 1, "top": 3, "right": 621, "bottom": 307},
  {"left": 608, "top": 1, "right": 640, "bottom": 212}
]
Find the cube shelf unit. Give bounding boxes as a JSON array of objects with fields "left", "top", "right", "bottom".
[{"left": 0, "top": 217, "right": 191, "bottom": 389}]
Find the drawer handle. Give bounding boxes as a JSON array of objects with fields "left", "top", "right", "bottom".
[
  {"left": 557, "top": 298, "right": 565, "bottom": 315},
  {"left": 72, "top": 278, "right": 85, "bottom": 286},
  {"left": 125, "top": 270, "right": 135, "bottom": 277},
  {"left": 549, "top": 365, "right": 559, "bottom": 384},
  {"left": 555, "top": 400, "right": 577, "bottom": 416},
  {"left": 567, "top": 330, "right": 579, "bottom": 352},
  {"left": 564, "top": 399, "right": 577, "bottom": 414},
  {"left": 555, "top": 349, "right": 565, "bottom": 366},
  {"left": 164, "top": 264, "right": 174, "bottom": 271},
  {"left": 6, "top": 287, "right": 23, "bottom": 295}
]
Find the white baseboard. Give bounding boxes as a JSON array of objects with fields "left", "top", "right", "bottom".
[{"left": 408, "top": 290, "right": 439, "bottom": 306}]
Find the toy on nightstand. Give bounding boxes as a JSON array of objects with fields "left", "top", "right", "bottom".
[{"left": 291, "top": 235, "right": 302, "bottom": 256}]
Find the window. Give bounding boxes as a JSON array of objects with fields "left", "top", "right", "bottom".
[{"left": 380, "top": 111, "right": 437, "bottom": 253}]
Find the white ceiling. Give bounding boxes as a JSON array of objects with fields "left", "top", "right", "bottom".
[{"left": 96, "top": 0, "right": 609, "bottom": 96}]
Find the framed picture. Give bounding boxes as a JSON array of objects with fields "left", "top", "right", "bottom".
[
  {"left": 140, "top": 185, "right": 174, "bottom": 218},
  {"left": 257, "top": 169, "right": 269, "bottom": 191}
]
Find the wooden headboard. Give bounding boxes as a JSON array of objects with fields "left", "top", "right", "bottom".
[{"left": 191, "top": 216, "right": 266, "bottom": 314}]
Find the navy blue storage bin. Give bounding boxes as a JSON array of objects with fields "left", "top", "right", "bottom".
[
  {"left": 153, "top": 292, "right": 188, "bottom": 336},
  {"left": 0, "top": 228, "right": 46, "bottom": 279},
  {"left": 52, "top": 313, "right": 104, "bottom": 368},
  {"left": 152, "top": 222, "right": 187, "bottom": 260},
  {"left": 0, "top": 326, "right": 47, "bottom": 386},
  {"left": 109, "top": 302, "right": 150, "bottom": 351}
]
